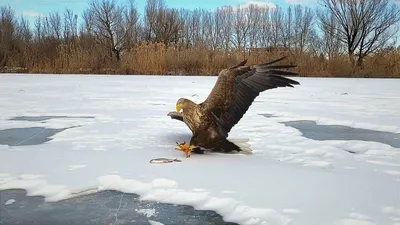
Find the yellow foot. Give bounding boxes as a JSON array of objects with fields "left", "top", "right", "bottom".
[{"left": 175, "top": 142, "right": 196, "bottom": 158}]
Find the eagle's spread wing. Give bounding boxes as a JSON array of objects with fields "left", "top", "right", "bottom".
[{"left": 202, "top": 56, "right": 299, "bottom": 136}]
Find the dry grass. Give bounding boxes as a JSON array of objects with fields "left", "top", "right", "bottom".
[{"left": 5, "top": 41, "right": 400, "bottom": 78}]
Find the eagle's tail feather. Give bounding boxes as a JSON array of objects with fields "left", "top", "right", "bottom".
[{"left": 224, "top": 138, "right": 253, "bottom": 154}]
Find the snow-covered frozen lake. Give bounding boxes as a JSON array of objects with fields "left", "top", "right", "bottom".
[{"left": 0, "top": 74, "right": 400, "bottom": 225}]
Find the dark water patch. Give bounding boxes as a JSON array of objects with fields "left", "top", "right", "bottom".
[
  {"left": 0, "top": 126, "right": 80, "bottom": 146},
  {"left": 259, "top": 113, "right": 277, "bottom": 118},
  {"left": 0, "top": 189, "right": 237, "bottom": 225},
  {"left": 9, "top": 116, "right": 95, "bottom": 122},
  {"left": 281, "top": 120, "right": 400, "bottom": 148}
]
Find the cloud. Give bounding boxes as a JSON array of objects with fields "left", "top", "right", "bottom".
[
  {"left": 283, "top": 0, "right": 317, "bottom": 5},
  {"left": 220, "top": 0, "right": 276, "bottom": 12},
  {"left": 240, "top": 0, "right": 277, "bottom": 8},
  {"left": 23, "top": 10, "right": 43, "bottom": 17}
]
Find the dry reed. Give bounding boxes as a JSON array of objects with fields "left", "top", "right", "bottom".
[{"left": 5, "top": 41, "right": 400, "bottom": 78}]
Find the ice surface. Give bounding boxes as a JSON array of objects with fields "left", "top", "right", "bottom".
[{"left": 0, "top": 74, "right": 400, "bottom": 225}]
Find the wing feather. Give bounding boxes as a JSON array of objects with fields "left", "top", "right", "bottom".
[{"left": 202, "top": 57, "right": 300, "bottom": 136}]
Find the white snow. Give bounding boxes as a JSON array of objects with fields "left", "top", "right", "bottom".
[
  {"left": 148, "top": 220, "right": 164, "bottom": 225},
  {"left": 68, "top": 164, "right": 88, "bottom": 171},
  {"left": 4, "top": 199, "right": 16, "bottom": 205},
  {"left": 348, "top": 213, "right": 372, "bottom": 221},
  {"left": 0, "top": 74, "right": 400, "bottom": 225},
  {"left": 383, "top": 170, "right": 400, "bottom": 176},
  {"left": 135, "top": 208, "right": 157, "bottom": 217},
  {"left": 334, "top": 219, "right": 376, "bottom": 225},
  {"left": 282, "top": 209, "right": 301, "bottom": 214}
]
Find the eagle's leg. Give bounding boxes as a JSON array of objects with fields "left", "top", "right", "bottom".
[
  {"left": 175, "top": 142, "right": 197, "bottom": 158},
  {"left": 192, "top": 147, "right": 205, "bottom": 154}
]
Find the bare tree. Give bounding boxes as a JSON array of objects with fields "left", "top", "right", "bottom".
[
  {"left": 123, "top": 0, "right": 140, "bottom": 49},
  {"left": 17, "top": 15, "right": 32, "bottom": 43},
  {"left": 293, "top": 5, "right": 314, "bottom": 52},
  {"left": 247, "top": 4, "right": 262, "bottom": 49},
  {"left": 33, "top": 16, "right": 43, "bottom": 42},
  {"left": 48, "top": 12, "right": 62, "bottom": 40},
  {"left": 143, "top": 0, "right": 183, "bottom": 46},
  {"left": 231, "top": 6, "right": 250, "bottom": 54},
  {"left": 153, "top": 8, "right": 183, "bottom": 45},
  {"left": 217, "top": 7, "right": 233, "bottom": 52},
  {"left": 81, "top": 9, "right": 94, "bottom": 35},
  {"left": 144, "top": 0, "right": 165, "bottom": 42},
  {"left": 282, "top": 5, "right": 293, "bottom": 49},
  {"left": 202, "top": 9, "right": 225, "bottom": 51},
  {"left": 258, "top": 6, "right": 271, "bottom": 48},
  {"left": 0, "top": 5, "right": 16, "bottom": 68},
  {"left": 318, "top": 13, "right": 342, "bottom": 60},
  {"left": 85, "top": 0, "right": 139, "bottom": 61},
  {"left": 63, "top": 9, "right": 78, "bottom": 42},
  {"left": 187, "top": 9, "right": 202, "bottom": 46},
  {"left": 317, "top": 0, "right": 400, "bottom": 68},
  {"left": 270, "top": 6, "right": 284, "bottom": 47}
]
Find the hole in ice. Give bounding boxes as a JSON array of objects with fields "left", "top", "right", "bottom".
[
  {"left": 281, "top": 120, "right": 400, "bottom": 149},
  {"left": 0, "top": 126, "right": 80, "bottom": 147},
  {"left": 9, "top": 116, "right": 95, "bottom": 122},
  {"left": 0, "top": 189, "right": 237, "bottom": 225}
]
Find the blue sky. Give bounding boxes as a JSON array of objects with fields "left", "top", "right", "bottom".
[
  {"left": 4, "top": 0, "right": 399, "bottom": 32},
  {"left": 4, "top": 0, "right": 318, "bottom": 22}
]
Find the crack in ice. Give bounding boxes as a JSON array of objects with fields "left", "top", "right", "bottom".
[
  {"left": 111, "top": 192, "right": 125, "bottom": 225},
  {"left": 15, "top": 127, "right": 47, "bottom": 146}
]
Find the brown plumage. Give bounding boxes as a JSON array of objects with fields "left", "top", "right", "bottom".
[{"left": 168, "top": 56, "right": 300, "bottom": 157}]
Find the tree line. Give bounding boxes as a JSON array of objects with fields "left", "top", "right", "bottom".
[{"left": 1, "top": 0, "right": 400, "bottom": 77}]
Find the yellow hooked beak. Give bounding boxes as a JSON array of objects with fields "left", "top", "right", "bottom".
[{"left": 176, "top": 104, "right": 182, "bottom": 112}]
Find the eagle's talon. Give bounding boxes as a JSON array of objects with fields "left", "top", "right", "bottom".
[{"left": 175, "top": 142, "right": 197, "bottom": 158}]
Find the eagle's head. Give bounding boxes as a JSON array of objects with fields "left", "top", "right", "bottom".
[
  {"left": 176, "top": 98, "right": 194, "bottom": 112},
  {"left": 175, "top": 98, "right": 187, "bottom": 112}
]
